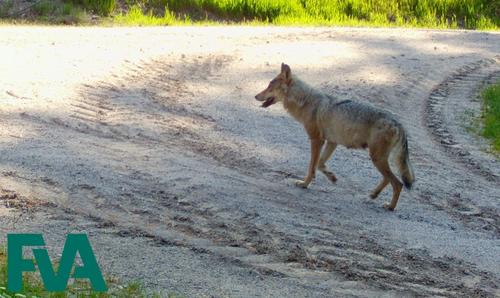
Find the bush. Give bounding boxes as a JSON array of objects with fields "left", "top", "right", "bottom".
[{"left": 73, "top": 0, "right": 116, "bottom": 16}]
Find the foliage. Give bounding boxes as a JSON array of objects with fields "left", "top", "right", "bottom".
[
  {"left": 0, "top": 0, "right": 498, "bottom": 29},
  {"left": 481, "top": 81, "right": 500, "bottom": 152},
  {"left": 73, "top": 0, "right": 116, "bottom": 16},
  {"left": 0, "top": 0, "right": 14, "bottom": 18},
  {"left": 124, "top": 0, "right": 499, "bottom": 29},
  {"left": 30, "top": 0, "right": 88, "bottom": 23},
  {"left": 114, "top": 4, "right": 177, "bottom": 25}
]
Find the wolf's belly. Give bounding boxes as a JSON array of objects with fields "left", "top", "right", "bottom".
[{"left": 323, "top": 125, "right": 369, "bottom": 149}]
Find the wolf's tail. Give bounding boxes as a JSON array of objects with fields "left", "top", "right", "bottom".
[{"left": 395, "top": 126, "right": 415, "bottom": 189}]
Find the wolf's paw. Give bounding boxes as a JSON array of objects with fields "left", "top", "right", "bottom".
[
  {"left": 320, "top": 169, "right": 337, "bottom": 183},
  {"left": 326, "top": 173, "right": 337, "bottom": 183},
  {"left": 383, "top": 203, "right": 395, "bottom": 211},
  {"left": 319, "top": 166, "right": 337, "bottom": 183},
  {"left": 370, "top": 192, "right": 379, "bottom": 199},
  {"left": 295, "top": 180, "right": 309, "bottom": 189}
]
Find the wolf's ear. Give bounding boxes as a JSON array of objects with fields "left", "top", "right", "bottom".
[{"left": 281, "top": 63, "right": 291, "bottom": 84}]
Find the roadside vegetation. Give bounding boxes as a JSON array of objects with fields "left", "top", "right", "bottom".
[
  {"left": 0, "top": 247, "right": 161, "bottom": 298},
  {"left": 481, "top": 81, "right": 500, "bottom": 153},
  {"left": 0, "top": 0, "right": 498, "bottom": 29}
]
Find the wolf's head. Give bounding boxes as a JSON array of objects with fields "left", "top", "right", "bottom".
[{"left": 255, "top": 63, "right": 292, "bottom": 108}]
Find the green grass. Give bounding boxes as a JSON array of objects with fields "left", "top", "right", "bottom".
[
  {"left": 481, "top": 81, "right": 500, "bottom": 153},
  {"left": 0, "top": 0, "right": 13, "bottom": 18},
  {"left": 0, "top": 247, "right": 162, "bottom": 297},
  {"left": 0, "top": 0, "right": 498, "bottom": 29},
  {"left": 28, "top": 0, "right": 89, "bottom": 24},
  {"left": 72, "top": 0, "right": 116, "bottom": 16},
  {"left": 114, "top": 4, "right": 179, "bottom": 25},
  {"left": 120, "top": 0, "right": 499, "bottom": 29}
]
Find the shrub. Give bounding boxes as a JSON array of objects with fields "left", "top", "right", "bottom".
[{"left": 73, "top": 0, "right": 116, "bottom": 16}]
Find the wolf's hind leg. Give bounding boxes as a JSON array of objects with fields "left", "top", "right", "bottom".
[
  {"left": 318, "top": 142, "right": 338, "bottom": 183},
  {"left": 369, "top": 145, "right": 403, "bottom": 210},
  {"left": 370, "top": 177, "right": 389, "bottom": 199}
]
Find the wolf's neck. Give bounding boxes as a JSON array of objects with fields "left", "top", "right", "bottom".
[
  {"left": 282, "top": 77, "right": 324, "bottom": 122},
  {"left": 284, "top": 78, "right": 324, "bottom": 108}
]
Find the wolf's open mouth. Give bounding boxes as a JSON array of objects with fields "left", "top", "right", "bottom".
[{"left": 261, "top": 97, "right": 276, "bottom": 108}]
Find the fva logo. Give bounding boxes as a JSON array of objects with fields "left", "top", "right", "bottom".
[{"left": 7, "top": 234, "right": 107, "bottom": 292}]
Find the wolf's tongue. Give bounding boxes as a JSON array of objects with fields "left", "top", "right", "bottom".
[{"left": 261, "top": 97, "right": 275, "bottom": 108}]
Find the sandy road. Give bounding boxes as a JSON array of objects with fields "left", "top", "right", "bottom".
[{"left": 0, "top": 26, "right": 499, "bottom": 297}]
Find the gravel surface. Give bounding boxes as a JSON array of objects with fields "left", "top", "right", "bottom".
[{"left": 0, "top": 26, "right": 499, "bottom": 297}]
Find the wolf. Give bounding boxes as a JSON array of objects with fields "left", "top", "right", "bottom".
[{"left": 255, "top": 63, "right": 414, "bottom": 210}]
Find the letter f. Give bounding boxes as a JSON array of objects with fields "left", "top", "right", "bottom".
[{"left": 7, "top": 234, "right": 45, "bottom": 292}]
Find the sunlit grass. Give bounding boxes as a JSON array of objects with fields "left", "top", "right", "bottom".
[
  {"left": 481, "top": 81, "right": 500, "bottom": 153},
  {"left": 0, "top": 0, "right": 498, "bottom": 29},
  {"left": 114, "top": 5, "right": 180, "bottom": 26},
  {"left": 156, "top": 0, "right": 498, "bottom": 29}
]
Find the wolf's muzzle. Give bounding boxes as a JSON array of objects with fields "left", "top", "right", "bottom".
[{"left": 260, "top": 97, "right": 275, "bottom": 108}]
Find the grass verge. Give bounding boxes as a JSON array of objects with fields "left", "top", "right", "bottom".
[
  {"left": 0, "top": 247, "right": 162, "bottom": 297},
  {"left": 0, "top": 0, "right": 498, "bottom": 29},
  {"left": 114, "top": 4, "right": 179, "bottom": 25},
  {"left": 481, "top": 81, "right": 500, "bottom": 153},
  {"left": 0, "top": 0, "right": 90, "bottom": 25}
]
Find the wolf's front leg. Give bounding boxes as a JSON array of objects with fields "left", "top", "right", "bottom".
[
  {"left": 318, "top": 142, "right": 338, "bottom": 183},
  {"left": 295, "top": 139, "right": 324, "bottom": 188}
]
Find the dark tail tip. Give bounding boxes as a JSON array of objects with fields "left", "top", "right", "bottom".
[{"left": 403, "top": 177, "right": 413, "bottom": 190}]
